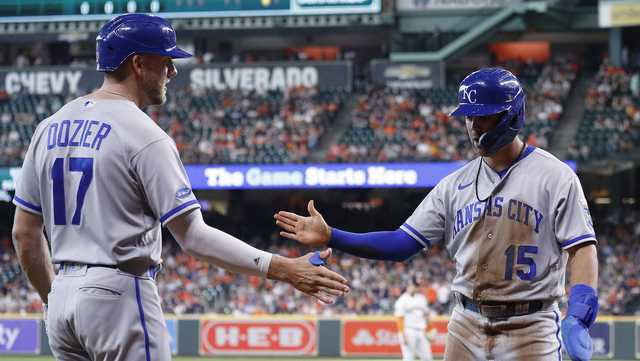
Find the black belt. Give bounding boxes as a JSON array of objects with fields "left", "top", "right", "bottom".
[{"left": 457, "top": 293, "right": 549, "bottom": 320}]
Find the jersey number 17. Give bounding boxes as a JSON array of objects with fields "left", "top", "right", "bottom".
[{"left": 51, "top": 157, "right": 93, "bottom": 225}]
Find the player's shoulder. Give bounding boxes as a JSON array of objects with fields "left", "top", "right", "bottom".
[
  {"left": 31, "top": 97, "right": 83, "bottom": 138},
  {"left": 435, "top": 158, "right": 481, "bottom": 191},
  {"left": 527, "top": 147, "right": 576, "bottom": 178},
  {"left": 89, "top": 99, "right": 171, "bottom": 152}
]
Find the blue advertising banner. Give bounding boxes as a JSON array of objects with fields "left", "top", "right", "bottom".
[
  {"left": 0, "top": 319, "right": 39, "bottom": 354},
  {"left": 1, "top": 160, "right": 577, "bottom": 193},
  {"left": 185, "top": 162, "right": 465, "bottom": 190},
  {"left": 590, "top": 321, "right": 613, "bottom": 359},
  {"left": 184, "top": 161, "right": 577, "bottom": 190},
  {"left": 166, "top": 319, "right": 178, "bottom": 355}
]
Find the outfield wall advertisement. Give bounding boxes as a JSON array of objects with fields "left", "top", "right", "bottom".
[
  {"left": 0, "top": 62, "right": 352, "bottom": 95},
  {"left": 341, "top": 318, "right": 447, "bottom": 357},
  {"left": 200, "top": 319, "right": 317, "bottom": 356},
  {"left": 0, "top": 319, "right": 39, "bottom": 354},
  {"left": 590, "top": 321, "right": 614, "bottom": 359}
]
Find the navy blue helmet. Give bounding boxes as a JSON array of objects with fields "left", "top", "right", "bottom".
[
  {"left": 96, "top": 13, "right": 192, "bottom": 72},
  {"left": 450, "top": 67, "right": 526, "bottom": 155}
]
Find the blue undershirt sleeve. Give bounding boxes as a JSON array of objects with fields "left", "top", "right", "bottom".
[{"left": 328, "top": 228, "right": 425, "bottom": 262}]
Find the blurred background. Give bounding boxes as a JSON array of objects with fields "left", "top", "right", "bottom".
[{"left": 0, "top": 0, "right": 639, "bottom": 359}]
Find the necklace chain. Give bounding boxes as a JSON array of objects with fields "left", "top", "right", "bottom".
[
  {"left": 474, "top": 141, "right": 528, "bottom": 203},
  {"left": 100, "top": 89, "right": 132, "bottom": 101}
]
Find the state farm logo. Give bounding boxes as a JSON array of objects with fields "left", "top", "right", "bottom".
[
  {"left": 200, "top": 320, "right": 317, "bottom": 356},
  {"left": 342, "top": 320, "right": 401, "bottom": 356},
  {"left": 351, "top": 328, "right": 399, "bottom": 346}
]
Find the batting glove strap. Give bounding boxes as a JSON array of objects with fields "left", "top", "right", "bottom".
[{"left": 567, "top": 284, "right": 599, "bottom": 328}]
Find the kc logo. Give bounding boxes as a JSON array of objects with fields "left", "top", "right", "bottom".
[{"left": 461, "top": 86, "right": 477, "bottom": 104}]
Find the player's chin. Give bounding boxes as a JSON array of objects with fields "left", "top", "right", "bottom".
[
  {"left": 476, "top": 147, "right": 491, "bottom": 157},
  {"left": 470, "top": 141, "right": 489, "bottom": 156},
  {"left": 149, "top": 91, "right": 166, "bottom": 106}
]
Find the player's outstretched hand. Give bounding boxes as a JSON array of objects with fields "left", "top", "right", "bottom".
[
  {"left": 267, "top": 248, "right": 349, "bottom": 304},
  {"left": 274, "top": 200, "right": 331, "bottom": 247}
]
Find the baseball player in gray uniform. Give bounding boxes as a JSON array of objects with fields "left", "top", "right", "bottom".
[
  {"left": 11, "top": 13, "right": 348, "bottom": 361},
  {"left": 275, "top": 68, "right": 599, "bottom": 361}
]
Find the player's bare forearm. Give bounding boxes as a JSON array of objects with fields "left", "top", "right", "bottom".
[
  {"left": 12, "top": 208, "right": 54, "bottom": 304},
  {"left": 567, "top": 242, "right": 598, "bottom": 289}
]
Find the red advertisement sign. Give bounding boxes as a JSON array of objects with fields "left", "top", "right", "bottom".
[
  {"left": 200, "top": 319, "right": 317, "bottom": 356},
  {"left": 341, "top": 318, "right": 448, "bottom": 357}
]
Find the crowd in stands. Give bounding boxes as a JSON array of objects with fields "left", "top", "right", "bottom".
[
  {"left": 1, "top": 207, "right": 639, "bottom": 316},
  {"left": 325, "top": 87, "right": 473, "bottom": 163},
  {"left": 0, "top": 86, "right": 345, "bottom": 165},
  {"left": 149, "top": 86, "right": 346, "bottom": 164},
  {"left": 568, "top": 62, "right": 640, "bottom": 161},
  {"left": 0, "top": 58, "right": 592, "bottom": 167},
  {"left": 327, "top": 59, "right": 577, "bottom": 162}
]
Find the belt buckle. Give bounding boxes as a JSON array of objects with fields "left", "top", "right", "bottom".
[
  {"left": 514, "top": 302, "right": 530, "bottom": 315},
  {"left": 479, "top": 303, "right": 508, "bottom": 319}
]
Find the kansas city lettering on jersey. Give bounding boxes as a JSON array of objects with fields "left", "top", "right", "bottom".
[
  {"left": 452, "top": 196, "right": 544, "bottom": 237},
  {"left": 46, "top": 119, "right": 111, "bottom": 151}
]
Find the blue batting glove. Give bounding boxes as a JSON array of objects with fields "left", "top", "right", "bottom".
[
  {"left": 309, "top": 251, "right": 326, "bottom": 266},
  {"left": 561, "top": 284, "right": 599, "bottom": 361},
  {"left": 561, "top": 315, "right": 592, "bottom": 361}
]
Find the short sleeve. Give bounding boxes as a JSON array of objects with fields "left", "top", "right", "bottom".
[
  {"left": 132, "top": 139, "right": 200, "bottom": 226},
  {"left": 554, "top": 173, "right": 596, "bottom": 249},
  {"left": 13, "top": 139, "right": 42, "bottom": 215},
  {"left": 400, "top": 182, "right": 446, "bottom": 248}
]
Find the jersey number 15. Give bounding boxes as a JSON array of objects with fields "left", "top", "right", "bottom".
[
  {"left": 504, "top": 245, "right": 538, "bottom": 281},
  {"left": 51, "top": 157, "right": 93, "bottom": 225}
]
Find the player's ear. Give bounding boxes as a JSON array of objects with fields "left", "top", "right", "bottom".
[{"left": 129, "top": 54, "right": 145, "bottom": 78}]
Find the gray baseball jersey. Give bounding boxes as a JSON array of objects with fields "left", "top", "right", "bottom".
[
  {"left": 400, "top": 146, "right": 596, "bottom": 302},
  {"left": 13, "top": 97, "right": 200, "bottom": 268}
]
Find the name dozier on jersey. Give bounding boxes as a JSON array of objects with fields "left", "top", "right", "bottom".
[{"left": 46, "top": 119, "right": 112, "bottom": 151}]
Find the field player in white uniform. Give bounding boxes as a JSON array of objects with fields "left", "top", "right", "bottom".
[
  {"left": 394, "top": 282, "right": 433, "bottom": 361},
  {"left": 275, "top": 68, "right": 599, "bottom": 361},
  {"left": 11, "top": 13, "right": 349, "bottom": 361}
]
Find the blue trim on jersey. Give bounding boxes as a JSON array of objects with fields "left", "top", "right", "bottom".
[
  {"left": 401, "top": 223, "right": 432, "bottom": 247},
  {"left": 496, "top": 145, "right": 536, "bottom": 178},
  {"left": 560, "top": 233, "right": 596, "bottom": 248},
  {"left": 554, "top": 310, "right": 562, "bottom": 361},
  {"left": 13, "top": 196, "right": 42, "bottom": 213},
  {"left": 135, "top": 278, "right": 152, "bottom": 361},
  {"left": 160, "top": 200, "right": 199, "bottom": 223}
]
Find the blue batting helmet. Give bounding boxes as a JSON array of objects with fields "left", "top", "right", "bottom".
[
  {"left": 449, "top": 67, "right": 525, "bottom": 155},
  {"left": 96, "top": 13, "right": 192, "bottom": 72}
]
